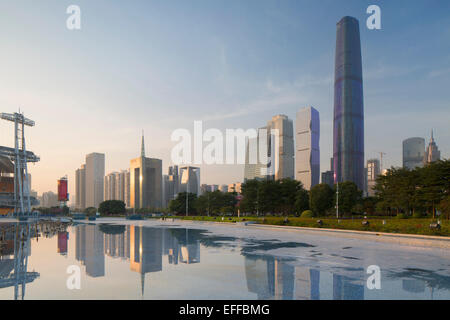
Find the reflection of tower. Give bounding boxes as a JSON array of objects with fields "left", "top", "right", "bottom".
[
  {"left": 57, "top": 231, "right": 68, "bottom": 256},
  {"left": 293, "top": 267, "right": 320, "bottom": 300},
  {"left": 274, "top": 260, "right": 294, "bottom": 300},
  {"left": 75, "top": 224, "right": 104, "bottom": 277},
  {"left": 402, "top": 279, "right": 425, "bottom": 293},
  {"left": 179, "top": 230, "right": 200, "bottom": 264},
  {"left": 333, "top": 274, "right": 364, "bottom": 300},
  {"left": 129, "top": 226, "right": 163, "bottom": 296},
  {"left": 244, "top": 256, "right": 275, "bottom": 299},
  {"left": 0, "top": 223, "right": 39, "bottom": 300},
  {"left": 162, "top": 229, "right": 179, "bottom": 265}
]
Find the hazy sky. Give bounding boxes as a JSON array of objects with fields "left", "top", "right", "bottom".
[{"left": 0, "top": 0, "right": 449, "bottom": 200}]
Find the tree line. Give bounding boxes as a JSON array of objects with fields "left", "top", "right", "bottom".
[
  {"left": 374, "top": 159, "right": 450, "bottom": 218},
  {"left": 168, "top": 160, "right": 450, "bottom": 218}
]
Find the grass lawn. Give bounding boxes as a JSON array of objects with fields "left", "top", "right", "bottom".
[{"left": 173, "top": 216, "right": 450, "bottom": 237}]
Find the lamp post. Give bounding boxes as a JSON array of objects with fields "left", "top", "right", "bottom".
[{"left": 335, "top": 172, "right": 339, "bottom": 219}]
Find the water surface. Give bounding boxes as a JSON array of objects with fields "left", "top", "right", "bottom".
[{"left": 0, "top": 220, "right": 449, "bottom": 300}]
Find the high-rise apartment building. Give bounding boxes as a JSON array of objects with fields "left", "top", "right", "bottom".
[
  {"left": 244, "top": 130, "right": 269, "bottom": 181},
  {"left": 267, "top": 115, "right": 295, "bottom": 180},
  {"left": 75, "top": 164, "right": 86, "bottom": 209},
  {"left": 333, "top": 16, "right": 365, "bottom": 191},
  {"left": 295, "top": 107, "right": 320, "bottom": 190},
  {"left": 85, "top": 153, "right": 105, "bottom": 208},
  {"left": 104, "top": 172, "right": 117, "bottom": 201}
]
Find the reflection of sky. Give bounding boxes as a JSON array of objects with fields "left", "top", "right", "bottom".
[{"left": 0, "top": 222, "right": 449, "bottom": 299}]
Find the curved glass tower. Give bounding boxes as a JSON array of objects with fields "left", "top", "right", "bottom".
[{"left": 333, "top": 16, "right": 364, "bottom": 190}]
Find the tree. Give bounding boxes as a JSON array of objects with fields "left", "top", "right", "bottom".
[
  {"left": 169, "top": 192, "right": 197, "bottom": 215},
  {"left": 310, "top": 183, "right": 334, "bottom": 216},
  {"left": 240, "top": 180, "right": 260, "bottom": 214},
  {"left": 84, "top": 207, "right": 97, "bottom": 215},
  {"left": 438, "top": 195, "right": 450, "bottom": 220},
  {"left": 295, "top": 188, "right": 309, "bottom": 214},
  {"left": 98, "top": 200, "right": 126, "bottom": 215},
  {"left": 335, "top": 181, "right": 362, "bottom": 216}
]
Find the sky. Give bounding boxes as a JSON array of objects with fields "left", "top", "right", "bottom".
[{"left": 0, "top": 0, "right": 449, "bottom": 201}]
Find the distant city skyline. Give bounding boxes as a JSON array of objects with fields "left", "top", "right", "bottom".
[{"left": 0, "top": 1, "right": 449, "bottom": 197}]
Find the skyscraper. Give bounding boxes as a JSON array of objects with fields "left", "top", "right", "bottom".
[
  {"left": 267, "top": 115, "right": 295, "bottom": 180},
  {"left": 295, "top": 106, "right": 320, "bottom": 190},
  {"left": 85, "top": 152, "right": 105, "bottom": 208},
  {"left": 130, "top": 133, "right": 163, "bottom": 209},
  {"left": 333, "top": 16, "right": 365, "bottom": 191},
  {"left": 244, "top": 128, "right": 269, "bottom": 181},
  {"left": 75, "top": 164, "right": 86, "bottom": 209},
  {"left": 179, "top": 166, "right": 200, "bottom": 195},
  {"left": 163, "top": 165, "right": 179, "bottom": 208},
  {"left": 424, "top": 130, "right": 441, "bottom": 164},
  {"left": 403, "top": 137, "right": 425, "bottom": 169}
]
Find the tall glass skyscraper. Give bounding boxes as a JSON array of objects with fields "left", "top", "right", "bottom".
[{"left": 333, "top": 16, "right": 364, "bottom": 190}]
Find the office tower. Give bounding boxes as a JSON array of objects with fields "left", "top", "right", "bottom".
[
  {"left": 333, "top": 16, "right": 365, "bottom": 191},
  {"left": 130, "top": 133, "right": 163, "bottom": 209},
  {"left": 85, "top": 152, "right": 105, "bottom": 208},
  {"left": 163, "top": 165, "right": 179, "bottom": 208},
  {"left": 424, "top": 130, "right": 441, "bottom": 164},
  {"left": 321, "top": 158, "right": 334, "bottom": 187},
  {"left": 366, "top": 159, "right": 380, "bottom": 197},
  {"left": 168, "top": 165, "right": 179, "bottom": 194},
  {"left": 75, "top": 164, "right": 86, "bottom": 209},
  {"left": 267, "top": 115, "right": 295, "bottom": 180},
  {"left": 179, "top": 166, "right": 200, "bottom": 195},
  {"left": 402, "top": 137, "right": 425, "bottom": 169},
  {"left": 295, "top": 107, "right": 320, "bottom": 190},
  {"left": 244, "top": 129, "right": 269, "bottom": 181}
]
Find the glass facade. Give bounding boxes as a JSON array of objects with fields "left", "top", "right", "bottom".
[{"left": 333, "top": 16, "right": 364, "bottom": 191}]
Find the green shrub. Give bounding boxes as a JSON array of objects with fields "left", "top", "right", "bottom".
[
  {"left": 396, "top": 213, "right": 407, "bottom": 219},
  {"left": 301, "top": 210, "right": 314, "bottom": 218}
]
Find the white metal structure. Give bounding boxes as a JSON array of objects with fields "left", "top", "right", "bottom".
[{"left": 0, "top": 112, "right": 40, "bottom": 217}]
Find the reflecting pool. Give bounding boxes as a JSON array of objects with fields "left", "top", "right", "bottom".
[{"left": 0, "top": 219, "right": 449, "bottom": 300}]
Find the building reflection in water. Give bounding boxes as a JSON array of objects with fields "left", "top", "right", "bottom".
[
  {"left": 75, "top": 224, "right": 104, "bottom": 277},
  {"left": 245, "top": 256, "right": 321, "bottom": 300},
  {"left": 70, "top": 224, "right": 448, "bottom": 300},
  {"left": 244, "top": 255, "right": 367, "bottom": 300},
  {"left": 0, "top": 221, "right": 69, "bottom": 300},
  {"left": 57, "top": 231, "right": 68, "bottom": 256},
  {"left": 74, "top": 224, "right": 202, "bottom": 296}
]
